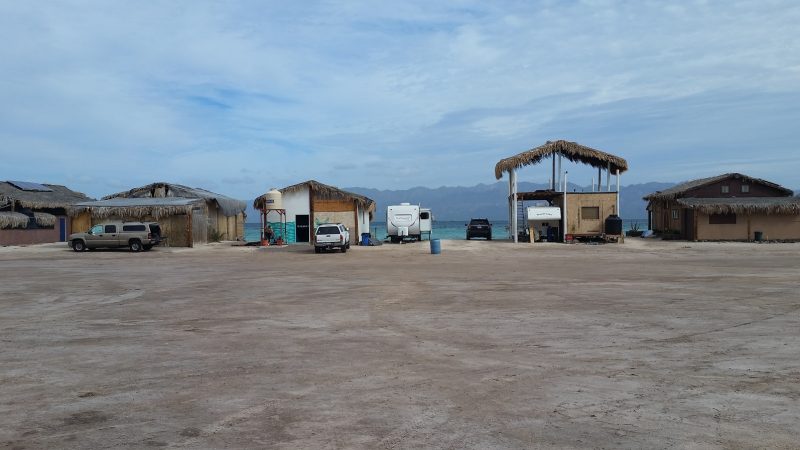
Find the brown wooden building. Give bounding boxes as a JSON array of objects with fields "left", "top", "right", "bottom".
[
  {"left": 1, "top": 181, "right": 92, "bottom": 245},
  {"left": 101, "top": 182, "right": 247, "bottom": 241},
  {"left": 644, "top": 173, "right": 800, "bottom": 241}
]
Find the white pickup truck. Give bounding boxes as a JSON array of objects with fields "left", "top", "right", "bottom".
[{"left": 314, "top": 223, "right": 351, "bottom": 253}]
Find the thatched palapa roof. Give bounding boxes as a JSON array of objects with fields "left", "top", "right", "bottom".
[
  {"left": 0, "top": 212, "right": 30, "bottom": 229},
  {"left": 676, "top": 197, "right": 800, "bottom": 215},
  {"left": 254, "top": 180, "right": 376, "bottom": 213},
  {"left": 104, "top": 182, "right": 246, "bottom": 217},
  {"left": 33, "top": 212, "right": 56, "bottom": 227},
  {"left": 0, "top": 181, "right": 92, "bottom": 210},
  {"left": 495, "top": 140, "right": 629, "bottom": 179},
  {"left": 644, "top": 173, "right": 793, "bottom": 201},
  {"left": 69, "top": 198, "right": 204, "bottom": 219}
]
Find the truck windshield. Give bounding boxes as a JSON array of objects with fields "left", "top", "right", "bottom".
[{"left": 316, "top": 226, "right": 340, "bottom": 235}]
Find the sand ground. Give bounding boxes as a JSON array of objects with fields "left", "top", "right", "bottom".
[{"left": 0, "top": 239, "right": 798, "bottom": 449}]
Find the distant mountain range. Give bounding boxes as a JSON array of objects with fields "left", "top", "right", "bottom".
[
  {"left": 244, "top": 183, "right": 798, "bottom": 222},
  {"left": 346, "top": 182, "right": 674, "bottom": 220}
]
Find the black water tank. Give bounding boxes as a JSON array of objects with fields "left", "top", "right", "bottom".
[{"left": 605, "top": 215, "right": 623, "bottom": 235}]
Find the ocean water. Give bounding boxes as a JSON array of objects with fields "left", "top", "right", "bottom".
[{"left": 244, "top": 219, "right": 647, "bottom": 243}]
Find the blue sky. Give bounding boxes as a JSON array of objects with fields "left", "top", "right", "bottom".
[{"left": 1, "top": 1, "right": 799, "bottom": 200}]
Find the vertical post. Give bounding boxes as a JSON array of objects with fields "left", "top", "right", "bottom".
[
  {"left": 591, "top": 177, "right": 595, "bottom": 192},
  {"left": 551, "top": 154, "right": 556, "bottom": 190},
  {"left": 557, "top": 154, "right": 562, "bottom": 190},
  {"left": 508, "top": 174, "right": 514, "bottom": 240},
  {"left": 606, "top": 162, "right": 611, "bottom": 192},
  {"left": 616, "top": 169, "right": 621, "bottom": 216},
  {"left": 562, "top": 171, "right": 568, "bottom": 242},
  {"left": 511, "top": 169, "right": 518, "bottom": 243},
  {"left": 598, "top": 167, "right": 602, "bottom": 191}
]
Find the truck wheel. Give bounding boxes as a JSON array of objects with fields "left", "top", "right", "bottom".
[
  {"left": 129, "top": 239, "right": 142, "bottom": 252},
  {"left": 341, "top": 245, "right": 347, "bottom": 253},
  {"left": 72, "top": 240, "right": 86, "bottom": 252}
]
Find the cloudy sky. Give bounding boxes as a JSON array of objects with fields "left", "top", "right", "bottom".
[{"left": 1, "top": 1, "right": 799, "bottom": 200}]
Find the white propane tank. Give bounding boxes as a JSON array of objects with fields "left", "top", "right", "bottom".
[{"left": 263, "top": 188, "right": 283, "bottom": 210}]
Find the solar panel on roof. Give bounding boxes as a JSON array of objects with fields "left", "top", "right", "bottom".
[{"left": 7, "top": 180, "right": 53, "bottom": 192}]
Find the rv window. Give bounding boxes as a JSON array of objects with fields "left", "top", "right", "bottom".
[
  {"left": 420, "top": 212, "right": 430, "bottom": 219},
  {"left": 581, "top": 207, "right": 600, "bottom": 220}
]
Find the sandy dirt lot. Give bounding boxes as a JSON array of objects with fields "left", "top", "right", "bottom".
[{"left": 0, "top": 239, "right": 798, "bottom": 449}]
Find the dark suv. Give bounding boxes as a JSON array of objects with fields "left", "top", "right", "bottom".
[{"left": 466, "top": 218, "right": 492, "bottom": 240}]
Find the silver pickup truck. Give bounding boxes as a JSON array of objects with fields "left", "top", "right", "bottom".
[{"left": 314, "top": 223, "right": 350, "bottom": 253}]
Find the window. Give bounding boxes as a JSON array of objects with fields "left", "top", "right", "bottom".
[
  {"left": 721, "top": 185, "right": 729, "bottom": 194},
  {"left": 581, "top": 207, "right": 600, "bottom": 220},
  {"left": 420, "top": 212, "right": 430, "bottom": 220},
  {"left": 122, "top": 224, "right": 146, "bottom": 232},
  {"left": 90, "top": 225, "right": 104, "bottom": 234},
  {"left": 741, "top": 185, "right": 750, "bottom": 193},
  {"left": 672, "top": 209, "right": 679, "bottom": 220},
  {"left": 316, "top": 226, "right": 340, "bottom": 235},
  {"left": 709, "top": 213, "right": 736, "bottom": 224},
  {"left": 104, "top": 225, "right": 117, "bottom": 233}
]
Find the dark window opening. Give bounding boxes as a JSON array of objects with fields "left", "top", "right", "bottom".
[
  {"left": 104, "top": 225, "right": 117, "bottom": 233},
  {"left": 122, "top": 225, "right": 147, "bottom": 232},
  {"left": 581, "top": 207, "right": 600, "bottom": 220},
  {"left": 709, "top": 213, "right": 736, "bottom": 224}
]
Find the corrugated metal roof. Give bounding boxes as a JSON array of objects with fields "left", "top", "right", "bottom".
[{"left": 73, "top": 197, "right": 202, "bottom": 207}]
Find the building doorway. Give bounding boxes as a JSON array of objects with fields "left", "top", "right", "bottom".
[
  {"left": 295, "top": 215, "right": 310, "bottom": 243},
  {"left": 59, "top": 217, "right": 67, "bottom": 242},
  {"left": 682, "top": 209, "right": 694, "bottom": 240}
]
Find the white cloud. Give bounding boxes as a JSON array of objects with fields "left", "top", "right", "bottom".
[{"left": 1, "top": 1, "right": 799, "bottom": 200}]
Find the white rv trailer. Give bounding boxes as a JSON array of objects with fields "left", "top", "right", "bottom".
[{"left": 387, "top": 203, "right": 421, "bottom": 242}]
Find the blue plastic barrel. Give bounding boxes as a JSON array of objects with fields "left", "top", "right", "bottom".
[
  {"left": 430, "top": 238, "right": 441, "bottom": 254},
  {"left": 361, "top": 233, "right": 370, "bottom": 246}
]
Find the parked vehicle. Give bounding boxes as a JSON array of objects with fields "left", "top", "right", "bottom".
[
  {"left": 69, "top": 221, "right": 162, "bottom": 252},
  {"left": 387, "top": 203, "right": 421, "bottom": 243},
  {"left": 314, "top": 223, "right": 350, "bottom": 253},
  {"left": 466, "top": 218, "right": 492, "bottom": 240}
]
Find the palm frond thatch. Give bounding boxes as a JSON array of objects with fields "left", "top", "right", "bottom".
[
  {"left": 68, "top": 197, "right": 203, "bottom": 219},
  {"left": 103, "top": 182, "right": 246, "bottom": 217},
  {"left": 33, "top": 212, "right": 56, "bottom": 227},
  {"left": 0, "top": 182, "right": 92, "bottom": 209},
  {"left": 677, "top": 197, "right": 800, "bottom": 215},
  {"left": 0, "top": 212, "right": 30, "bottom": 229},
  {"left": 255, "top": 180, "right": 376, "bottom": 212},
  {"left": 494, "top": 140, "right": 628, "bottom": 179}
]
